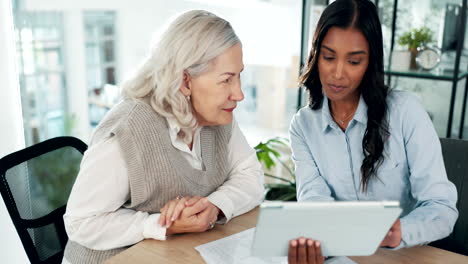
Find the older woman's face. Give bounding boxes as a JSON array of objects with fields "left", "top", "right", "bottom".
[
  {"left": 190, "top": 43, "right": 244, "bottom": 126},
  {"left": 318, "top": 27, "right": 369, "bottom": 103}
]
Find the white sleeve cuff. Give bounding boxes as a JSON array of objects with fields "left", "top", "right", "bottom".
[
  {"left": 207, "top": 192, "right": 234, "bottom": 223},
  {"left": 142, "top": 214, "right": 167, "bottom": 240}
]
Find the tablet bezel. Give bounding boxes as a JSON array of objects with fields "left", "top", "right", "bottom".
[{"left": 251, "top": 201, "right": 402, "bottom": 257}]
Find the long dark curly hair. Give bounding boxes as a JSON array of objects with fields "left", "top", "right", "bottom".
[{"left": 299, "top": 0, "right": 389, "bottom": 192}]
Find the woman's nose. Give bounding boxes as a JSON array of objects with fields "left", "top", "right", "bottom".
[
  {"left": 230, "top": 81, "right": 244, "bottom": 102},
  {"left": 333, "top": 61, "right": 344, "bottom": 80}
]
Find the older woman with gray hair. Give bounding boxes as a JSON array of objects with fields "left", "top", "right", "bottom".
[{"left": 62, "top": 10, "right": 264, "bottom": 263}]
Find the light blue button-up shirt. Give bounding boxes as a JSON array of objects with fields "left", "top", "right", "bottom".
[{"left": 289, "top": 90, "right": 458, "bottom": 247}]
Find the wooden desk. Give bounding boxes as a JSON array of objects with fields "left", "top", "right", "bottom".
[{"left": 106, "top": 208, "right": 468, "bottom": 264}]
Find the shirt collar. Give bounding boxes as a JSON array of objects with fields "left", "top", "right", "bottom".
[
  {"left": 166, "top": 116, "right": 183, "bottom": 136},
  {"left": 166, "top": 116, "right": 201, "bottom": 144},
  {"left": 321, "top": 95, "right": 368, "bottom": 133},
  {"left": 321, "top": 97, "right": 335, "bottom": 133},
  {"left": 353, "top": 95, "right": 368, "bottom": 125}
]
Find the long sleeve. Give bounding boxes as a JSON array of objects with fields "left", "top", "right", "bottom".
[
  {"left": 207, "top": 119, "right": 265, "bottom": 222},
  {"left": 63, "top": 137, "right": 167, "bottom": 251},
  {"left": 398, "top": 94, "right": 458, "bottom": 247},
  {"left": 289, "top": 114, "right": 334, "bottom": 202}
]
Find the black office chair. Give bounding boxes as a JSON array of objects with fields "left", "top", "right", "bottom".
[
  {"left": 430, "top": 138, "right": 468, "bottom": 256},
  {"left": 0, "top": 136, "right": 87, "bottom": 263}
]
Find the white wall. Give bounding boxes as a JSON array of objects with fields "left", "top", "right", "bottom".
[
  {"left": 116, "top": 0, "right": 301, "bottom": 76},
  {"left": 0, "top": 0, "right": 30, "bottom": 262},
  {"left": 24, "top": 0, "right": 301, "bottom": 76}
]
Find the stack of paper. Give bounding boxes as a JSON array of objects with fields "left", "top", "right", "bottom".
[
  {"left": 195, "top": 228, "right": 357, "bottom": 264},
  {"left": 195, "top": 228, "right": 286, "bottom": 264}
]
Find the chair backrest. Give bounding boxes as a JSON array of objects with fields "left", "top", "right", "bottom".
[
  {"left": 0, "top": 136, "right": 87, "bottom": 264},
  {"left": 430, "top": 137, "right": 468, "bottom": 255}
]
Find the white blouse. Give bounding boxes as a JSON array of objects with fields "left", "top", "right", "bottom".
[{"left": 63, "top": 118, "right": 264, "bottom": 252}]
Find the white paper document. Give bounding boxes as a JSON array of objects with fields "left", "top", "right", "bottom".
[
  {"left": 195, "top": 228, "right": 287, "bottom": 264},
  {"left": 195, "top": 228, "right": 357, "bottom": 264}
]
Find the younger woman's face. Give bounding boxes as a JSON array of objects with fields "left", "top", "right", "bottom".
[{"left": 318, "top": 27, "right": 369, "bottom": 103}]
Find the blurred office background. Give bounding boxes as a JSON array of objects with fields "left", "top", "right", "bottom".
[{"left": 1, "top": 0, "right": 468, "bottom": 262}]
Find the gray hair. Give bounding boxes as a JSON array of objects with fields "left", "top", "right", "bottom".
[{"left": 121, "top": 10, "right": 241, "bottom": 143}]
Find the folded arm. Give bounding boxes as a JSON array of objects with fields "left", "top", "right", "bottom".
[
  {"left": 207, "top": 119, "right": 265, "bottom": 222},
  {"left": 64, "top": 137, "right": 166, "bottom": 250}
]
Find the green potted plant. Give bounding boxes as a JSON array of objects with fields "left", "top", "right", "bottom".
[
  {"left": 397, "top": 26, "right": 433, "bottom": 69},
  {"left": 254, "top": 137, "right": 296, "bottom": 201}
]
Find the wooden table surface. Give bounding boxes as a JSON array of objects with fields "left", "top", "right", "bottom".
[{"left": 106, "top": 208, "right": 468, "bottom": 264}]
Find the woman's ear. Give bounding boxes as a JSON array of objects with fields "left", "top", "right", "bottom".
[{"left": 179, "top": 71, "right": 192, "bottom": 96}]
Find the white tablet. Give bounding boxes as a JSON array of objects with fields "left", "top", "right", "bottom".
[{"left": 251, "top": 201, "right": 402, "bottom": 257}]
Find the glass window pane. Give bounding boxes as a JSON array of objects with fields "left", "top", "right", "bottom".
[
  {"left": 45, "top": 73, "right": 64, "bottom": 111},
  {"left": 12, "top": 7, "right": 66, "bottom": 146},
  {"left": 105, "top": 67, "right": 115, "bottom": 85},
  {"left": 103, "top": 25, "right": 114, "bottom": 36},
  {"left": 103, "top": 40, "right": 114, "bottom": 62},
  {"left": 85, "top": 25, "right": 98, "bottom": 39},
  {"left": 35, "top": 48, "right": 62, "bottom": 70},
  {"left": 85, "top": 43, "right": 100, "bottom": 65},
  {"left": 86, "top": 66, "right": 102, "bottom": 89},
  {"left": 83, "top": 11, "right": 117, "bottom": 126},
  {"left": 34, "top": 27, "right": 60, "bottom": 42}
]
